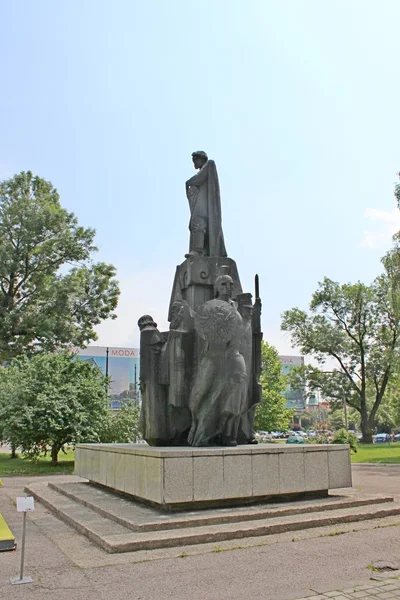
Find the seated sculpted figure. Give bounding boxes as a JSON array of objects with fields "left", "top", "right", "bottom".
[{"left": 188, "top": 268, "right": 248, "bottom": 446}]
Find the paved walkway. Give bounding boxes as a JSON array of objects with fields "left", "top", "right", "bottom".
[
  {"left": 1, "top": 465, "right": 400, "bottom": 600},
  {"left": 296, "top": 578, "right": 400, "bottom": 599}
]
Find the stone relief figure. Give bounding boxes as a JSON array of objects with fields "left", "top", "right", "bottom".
[
  {"left": 186, "top": 151, "right": 227, "bottom": 258},
  {"left": 187, "top": 268, "right": 248, "bottom": 446},
  {"left": 138, "top": 315, "right": 168, "bottom": 446},
  {"left": 163, "top": 300, "right": 194, "bottom": 444}
]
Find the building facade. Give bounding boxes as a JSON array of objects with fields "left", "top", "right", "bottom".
[
  {"left": 77, "top": 346, "right": 140, "bottom": 410},
  {"left": 279, "top": 355, "right": 305, "bottom": 410}
]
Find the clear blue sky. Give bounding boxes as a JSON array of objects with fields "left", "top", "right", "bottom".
[{"left": 1, "top": 0, "right": 400, "bottom": 351}]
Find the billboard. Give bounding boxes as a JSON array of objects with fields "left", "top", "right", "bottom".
[
  {"left": 77, "top": 346, "right": 140, "bottom": 409},
  {"left": 75, "top": 348, "right": 306, "bottom": 411},
  {"left": 279, "top": 355, "right": 305, "bottom": 410}
]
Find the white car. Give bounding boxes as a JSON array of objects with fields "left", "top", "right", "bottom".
[{"left": 256, "top": 431, "right": 273, "bottom": 442}]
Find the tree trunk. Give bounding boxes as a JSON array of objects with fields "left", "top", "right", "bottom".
[
  {"left": 360, "top": 397, "right": 373, "bottom": 443},
  {"left": 51, "top": 444, "right": 60, "bottom": 466},
  {"left": 10, "top": 442, "right": 17, "bottom": 459}
]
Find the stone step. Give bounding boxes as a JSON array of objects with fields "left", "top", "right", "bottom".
[
  {"left": 27, "top": 482, "right": 133, "bottom": 549},
  {"left": 48, "top": 481, "right": 395, "bottom": 533},
  {"left": 26, "top": 481, "right": 400, "bottom": 554}
]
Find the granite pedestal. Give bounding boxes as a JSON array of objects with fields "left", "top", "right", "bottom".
[{"left": 75, "top": 443, "right": 352, "bottom": 510}]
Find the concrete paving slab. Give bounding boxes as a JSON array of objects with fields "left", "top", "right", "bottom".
[{"left": 1, "top": 467, "right": 400, "bottom": 600}]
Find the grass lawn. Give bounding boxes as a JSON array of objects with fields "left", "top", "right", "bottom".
[
  {"left": 0, "top": 448, "right": 75, "bottom": 476},
  {"left": 351, "top": 442, "right": 400, "bottom": 463}
]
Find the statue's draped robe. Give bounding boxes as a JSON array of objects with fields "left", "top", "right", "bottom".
[
  {"left": 139, "top": 328, "right": 168, "bottom": 446},
  {"left": 162, "top": 328, "right": 193, "bottom": 443},
  {"left": 187, "top": 160, "right": 227, "bottom": 257},
  {"left": 188, "top": 302, "right": 247, "bottom": 446}
]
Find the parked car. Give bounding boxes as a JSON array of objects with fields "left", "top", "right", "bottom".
[
  {"left": 394, "top": 434, "right": 400, "bottom": 442},
  {"left": 255, "top": 431, "right": 273, "bottom": 442},
  {"left": 374, "top": 433, "right": 391, "bottom": 443},
  {"left": 286, "top": 434, "right": 306, "bottom": 444}
]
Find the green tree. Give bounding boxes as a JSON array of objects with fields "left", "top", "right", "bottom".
[
  {"left": 384, "top": 367, "right": 400, "bottom": 429},
  {"left": 100, "top": 401, "right": 141, "bottom": 443},
  {"left": 254, "top": 341, "right": 294, "bottom": 432},
  {"left": 299, "top": 412, "right": 315, "bottom": 430},
  {"left": 0, "top": 351, "right": 110, "bottom": 464},
  {"left": 327, "top": 408, "right": 346, "bottom": 431},
  {"left": 395, "top": 171, "right": 400, "bottom": 212},
  {"left": 0, "top": 171, "right": 120, "bottom": 361},
  {"left": 282, "top": 258, "right": 400, "bottom": 443}
]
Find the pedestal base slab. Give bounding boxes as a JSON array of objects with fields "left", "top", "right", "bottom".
[{"left": 75, "top": 443, "right": 352, "bottom": 510}]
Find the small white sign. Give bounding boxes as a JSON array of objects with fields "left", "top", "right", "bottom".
[{"left": 16, "top": 497, "right": 34, "bottom": 512}]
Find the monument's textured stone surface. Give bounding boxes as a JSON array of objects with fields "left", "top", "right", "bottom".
[
  {"left": 279, "top": 450, "right": 306, "bottom": 494},
  {"left": 76, "top": 443, "right": 352, "bottom": 509},
  {"left": 164, "top": 457, "right": 193, "bottom": 504},
  {"left": 73, "top": 151, "right": 352, "bottom": 514},
  {"left": 193, "top": 454, "right": 224, "bottom": 501},
  {"left": 305, "top": 449, "right": 329, "bottom": 492},
  {"left": 223, "top": 454, "right": 252, "bottom": 498},
  {"left": 138, "top": 152, "right": 262, "bottom": 448},
  {"left": 252, "top": 452, "right": 280, "bottom": 496},
  {"left": 328, "top": 446, "right": 352, "bottom": 488}
]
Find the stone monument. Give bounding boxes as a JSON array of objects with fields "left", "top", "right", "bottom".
[
  {"left": 74, "top": 151, "right": 352, "bottom": 513},
  {"left": 138, "top": 151, "right": 263, "bottom": 447}
]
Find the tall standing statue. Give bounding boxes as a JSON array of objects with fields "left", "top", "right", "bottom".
[
  {"left": 138, "top": 152, "right": 263, "bottom": 447},
  {"left": 186, "top": 151, "right": 227, "bottom": 258}
]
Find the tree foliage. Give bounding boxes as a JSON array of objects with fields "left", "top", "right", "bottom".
[
  {"left": 99, "top": 401, "right": 141, "bottom": 443},
  {"left": 0, "top": 351, "right": 110, "bottom": 464},
  {"left": 254, "top": 341, "right": 294, "bottom": 432},
  {"left": 384, "top": 367, "right": 400, "bottom": 429},
  {"left": 282, "top": 257, "right": 400, "bottom": 442},
  {"left": 0, "top": 171, "right": 120, "bottom": 361},
  {"left": 331, "top": 428, "right": 358, "bottom": 452},
  {"left": 395, "top": 171, "right": 400, "bottom": 212}
]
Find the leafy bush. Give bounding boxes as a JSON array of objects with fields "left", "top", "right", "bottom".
[
  {"left": 0, "top": 351, "right": 110, "bottom": 464},
  {"left": 99, "top": 401, "right": 141, "bottom": 443},
  {"left": 308, "top": 434, "right": 330, "bottom": 444},
  {"left": 332, "top": 428, "right": 358, "bottom": 452}
]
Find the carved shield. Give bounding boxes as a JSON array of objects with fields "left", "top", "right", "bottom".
[{"left": 194, "top": 299, "right": 240, "bottom": 343}]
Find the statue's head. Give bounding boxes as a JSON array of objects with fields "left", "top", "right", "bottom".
[
  {"left": 138, "top": 314, "right": 157, "bottom": 331},
  {"left": 215, "top": 270, "right": 234, "bottom": 301},
  {"left": 192, "top": 151, "right": 208, "bottom": 170}
]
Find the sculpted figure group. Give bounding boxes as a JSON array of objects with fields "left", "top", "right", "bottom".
[{"left": 138, "top": 152, "right": 262, "bottom": 447}]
